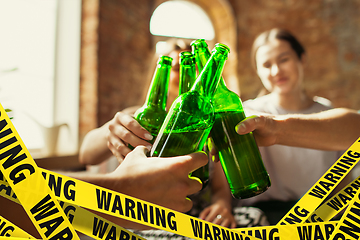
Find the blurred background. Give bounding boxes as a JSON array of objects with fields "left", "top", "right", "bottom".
[{"left": 0, "top": 0, "right": 359, "bottom": 166}]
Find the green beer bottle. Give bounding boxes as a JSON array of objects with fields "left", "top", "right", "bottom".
[
  {"left": 133, "top": 55, "right": 172, "bottom": 145},
  {"left": 178, "top": 51, "right": 210, "bottom": 188},
  {"left": 179, "top": 51, "right": 196, "bottom": 94},
  {"left": 191, "top": 39, "right": 271, "bottom": 199},
  {"left": 150, "top": 44, "right": 229, "bottom": 163}
]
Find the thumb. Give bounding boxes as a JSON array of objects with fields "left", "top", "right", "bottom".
[
  {"left": 126, "top": 145, "right": 149, "bottom": 159},
  {"left": 235, "top": 115, "right": 259, "bottom": 135}
]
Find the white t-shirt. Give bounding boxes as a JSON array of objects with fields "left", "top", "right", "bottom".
[{"left": 239, "top": 94, "right": 343, "bottom": 205}]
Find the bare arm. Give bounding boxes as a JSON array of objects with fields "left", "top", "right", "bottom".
[
  {"left": 79, "top": 122, "right": 113, "bottom": 165},
  {"left": 237, "top": 108, "right": 360, "bottom": 151},
  {"left": 78, "top": 106, "right": 151, "bottom": 165}
]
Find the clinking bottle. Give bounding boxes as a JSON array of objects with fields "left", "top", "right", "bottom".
[
  {"left": 133, "top": 55, "right": 172, "bottom": 145},
  {"left": 178, "top": 51, "right": 209, "bottom": 189},
  {"left": 179, "top": 51, "right": 196, "bottom": 94},
  {"left": 191, "top": 39, "right": 271, "bottom": 199},
  {"left": 150, "top": 44, "right": 229, "bottom": 162}
]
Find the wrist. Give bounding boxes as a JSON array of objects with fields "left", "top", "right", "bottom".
[
  {"left": 212, "top": 198, "right": 232, "bottom": 210},
  {"left": 272, "top": 115, "right": 284, "bottom": 145},
  {"left": 105, "top": 170, "right": 128, "bottom": 192}
]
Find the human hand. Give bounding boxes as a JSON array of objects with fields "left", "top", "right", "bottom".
[
  {"left": 107, "top": 146, "right": 208, "bottom": 213},
  {"left": 210, "top": 112, "right": 277, "bottom": 163},
  {"left": 235, "top": 114, "right": 278, "bottom": 147},
  {"left": 107, "top": 111, "right": 153, "bottom": 162},
  {"left": 198, "top": 202, "right": 237, "bottom": 228}
]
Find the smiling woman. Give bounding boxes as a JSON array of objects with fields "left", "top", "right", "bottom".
[{"left": 237, "top": 28, "right": 351, "bottom": 225}]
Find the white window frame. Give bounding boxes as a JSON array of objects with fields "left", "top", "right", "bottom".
[
  {"left": 0, "top": 0, "right": 81, "bottom": 158},
  {"left": 52, "top": 0, "right": 81, "bottom": 157},
  {"left": 150, "top": 1, "right": 215, "bottom": 40}
]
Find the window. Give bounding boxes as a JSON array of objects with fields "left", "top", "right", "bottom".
[
  {"left": 150, "top": 1, "right": 215, "bottom": 40},
  {"left": 0, "top": 0, "right": 81, "bottom": 157}
]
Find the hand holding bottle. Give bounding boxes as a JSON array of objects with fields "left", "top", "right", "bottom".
[
  {"left": 235, "top": 114, "right": 277, "bottom": 147},
  {"left": 107, "top": 146, "right": 208, "bottom": 213},
  {"left": 107, "top": 111, "right": 153, "bottom": 162}
]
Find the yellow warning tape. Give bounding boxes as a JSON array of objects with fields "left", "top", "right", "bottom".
[
  {"left": 2, "top": 166, "right": 258, "bottom": 240},
  {"left": 1, "top": 170, "right": 345, "bottom": 240},
  {"left": 59, "top": 201, "right": 147, "bottom": 240},
  {"left": 37, "top": 168, "right": 260, "bottom": 240},
  {"left": 0, "top": 238, "right": 35, "bottom": 240},
  {"left": 327, "top": 186, "right": 360, "bottom": 240},
  {"left": 0, "top": 179, "right": 145, "bottom": 240},
  {"left": 0, "top": 214, "right": 34, "bottom": 238},
  {"left": 278, "top": 138, "right": 360, "bottom": 225},
  {"left": 1, "top": 102, "right": 360, "bottom": 240},
  {"left": 0, "top": 104, "right": 79, "bottom": 240},
  {"left": 236, "top": 221, "right": 338, "bottom": 240},
  {"left": 233, "top": 183, "right": 360, "bottom": 240},
  {"left": 0, "top": 172, "right": 17, "bottom": 203},
  {"left": 307, "top": 175, "right": 360, "bottom": 223}
]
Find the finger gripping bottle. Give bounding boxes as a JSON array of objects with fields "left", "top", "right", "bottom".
[
  {"left": 191, "top": 39, "right": 271, "bottom": 199},
  {"left": 133, "top": 55, "right": 172, "bottom": 144},
  {"left": 150, "top": 44, "right": 230, "bottom": 160}
]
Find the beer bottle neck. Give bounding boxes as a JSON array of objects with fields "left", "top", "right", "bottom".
[
  {"left": 190, "top": 48, "right": 228, "bottom": 99},
  {"left": 144, "top": 58, "right": 171, "bottom": 110},
  {"left": 179, "top": 52, "right": 196, "bottom": 95},
  {"left": 193, "top": 43, "right": 227, "bottom": 90}
]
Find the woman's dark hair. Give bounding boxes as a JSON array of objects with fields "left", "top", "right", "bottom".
[{"left": 251, "top": 28, "right": 305, "bottom": 70}]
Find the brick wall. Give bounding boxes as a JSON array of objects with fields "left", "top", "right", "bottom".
[
  {"left": 79, "top": 0, "right": 99, "bottom": 141},
  {"left": 96, "top": 0, "right": 154, "bottom": 126}
]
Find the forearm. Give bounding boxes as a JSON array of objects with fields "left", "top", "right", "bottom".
[
  {"left": 79, "top": 123, "right": 113, "bottom": 165},
  {"left": 275, "top": 108, "right": 360, "bottom": 151},
  {"left": 210, "top": 162, "right": 232, "bottom": 208}
]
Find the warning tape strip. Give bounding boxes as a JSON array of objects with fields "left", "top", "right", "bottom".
[
  {"left": 58, "top": 201, "right": 146, "bottom": 240},
  {"left": 36, "top": 168, "right": 261, "bottom": 240},
  {"left": 0, "top": 238, "right": 35, "bottom": 240},
  {"left": 307, "top": 175, "right": 360, "bottom": 223},
  {"left": 235, "top": 186, "right": 360, "bottom": 240},
  {"left": 328, "top": 186, "right": 360, "bottom": 240},
  {"left": 0, "top": 173, "right": 349, "bottom": 240},
  {"left": 236, "top": 221, "right": 338, "bottom": 240},
  {"left": 235, "top": 171, "right": 360, "bottom": 239},
  {"left": 0, "top": 104, "right": 79, "bottom": 240},
  {"left": 278, "top": 138, "right": 360, "bottom": 225},
  {"left": 1, "top": 161, "right": 261, "bottom": 240},
  {"left": 0, "top": 179, "right": 145, "bottom": 240},
  {"left": 0, "top": 214, "right": 34, "bottom": 238},
  {"left": 1, "top": 173, "right": 341, "bottom": 240},
  {"left": 1, "top": 102, "right": 360, "bottom": 240}
]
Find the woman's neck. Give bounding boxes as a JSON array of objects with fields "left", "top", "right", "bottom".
[{"left": 270, "top": 91, "right": 313, "bottom": 111}]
